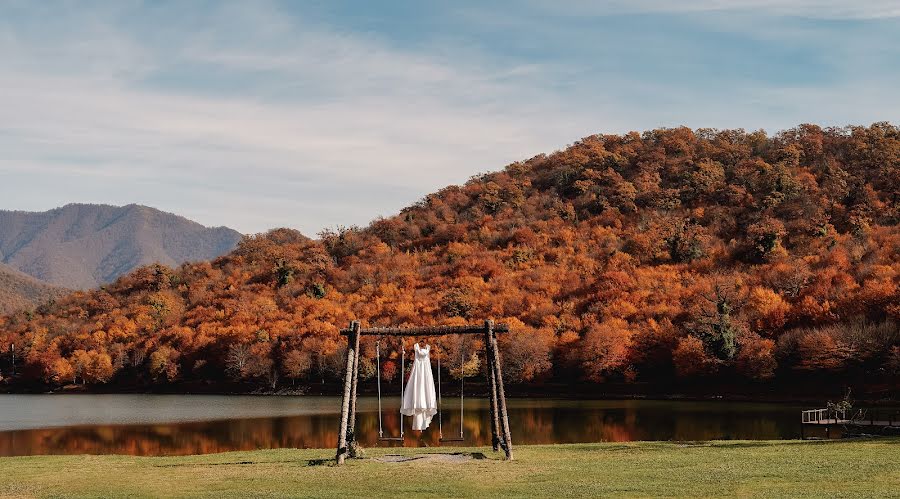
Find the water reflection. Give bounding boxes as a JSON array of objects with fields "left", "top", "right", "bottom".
[{"left": 0, "top": 396, "right": 848, "bottom": 456}]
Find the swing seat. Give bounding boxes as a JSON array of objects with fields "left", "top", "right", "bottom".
[
  {"left": 436, "top": 339, "right": 468, "bottom": 447},
  {"left": 374, "top": 338, "right": 408, "bottom": 445}
]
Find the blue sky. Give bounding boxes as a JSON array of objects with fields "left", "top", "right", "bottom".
[{"left": 1, "top": 1, "right": 898, "bottom": 234}]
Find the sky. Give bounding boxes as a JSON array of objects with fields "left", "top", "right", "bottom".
[{"left": 1, "top": 1, "right": 898, "bottom": 234}]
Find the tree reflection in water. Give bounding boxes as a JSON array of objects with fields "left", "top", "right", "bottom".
[{"left": 0, "top": 398, "right": 845, "bottom": 456}]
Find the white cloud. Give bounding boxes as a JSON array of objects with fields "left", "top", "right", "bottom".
[
  {"left": 0, "top": 2, "right": 602, "bottom": 233},
  {"left": 549, "top": 0, "right": 900, "bottom": 19},
  {"left": 0, "top": 1, "right": 897, "bottom": 234}
]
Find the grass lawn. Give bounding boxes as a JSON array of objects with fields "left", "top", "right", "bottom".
[{"left": 0, "top": 439, "right": 897, "bottom": 498}]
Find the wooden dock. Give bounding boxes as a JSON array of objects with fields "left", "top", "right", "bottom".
[{"left": 801, "top": 408, "right": 900, "bottom": 439}]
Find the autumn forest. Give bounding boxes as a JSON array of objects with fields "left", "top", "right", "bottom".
[{"left": 1, "top": 124, "right": 898, "bottom": 396}]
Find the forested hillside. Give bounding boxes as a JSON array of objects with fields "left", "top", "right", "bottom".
[
  {"left": 1, "top": 124, "right": 897, "bottom": 393},
  {"left": 0, "top": 263, "right": 67, "bottom": 315}
]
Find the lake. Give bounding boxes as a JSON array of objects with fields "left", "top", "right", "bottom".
[{"left": 0, "top": 395, "right": 835, "bottom": 456}]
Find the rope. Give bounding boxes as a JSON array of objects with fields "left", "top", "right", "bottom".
[
  {"left": 437, "top": 337, "right": 466, "bottom": 441},
  {"left": 376, "top": 337, "right": 382, "bottom": 438},
  {"left": 459, "top": 338, "right": 464, "bottom": 439},
  {"left": 437, "top": 341, "right": 443, "bottom": 439}
]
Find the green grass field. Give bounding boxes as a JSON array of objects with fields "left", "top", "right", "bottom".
[{"left": 1, "top": 440, "right": 897, "bottom": 498}]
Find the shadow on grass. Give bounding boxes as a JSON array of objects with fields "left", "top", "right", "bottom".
[
  {"left": 154, "top": 450, "right": 496, "bottom": 468},
  {"left": 668, "top": 440, "right": 843, "bottom": 450},
  {"left": 675, "top": 441, "right": 781, "bottom": 450},
  {"left": 370, "top": 451, "right": 492, "bottom": 463},
  {"left": 154, "top": 458, "right": 324, "bottom": 468},
  {"left": 561, "top": 439, "right": 842, "bottom": 454},
  {"left": 155, "top": 461, "right": 254, "bottom": 468}
]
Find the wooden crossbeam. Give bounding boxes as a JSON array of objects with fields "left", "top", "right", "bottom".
[{"left": 339, "top": 323, "right": 509, "bottom": 336}]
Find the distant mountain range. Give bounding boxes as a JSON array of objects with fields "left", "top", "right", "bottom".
[{"left": 0, "top": 204, "right": 243, "bottom": 310}]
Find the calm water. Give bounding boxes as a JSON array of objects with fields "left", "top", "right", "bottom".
[{"left": 0, "top": 395, "right": 835, "bottom": 456}]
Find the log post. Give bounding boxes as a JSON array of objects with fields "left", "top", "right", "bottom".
[
  {"left": 347, "top": 321, "right": 361, "bottom": 448},
  {"left": 335, "top": 321, "right": 359, "bottom": 465},
  {"left": 484, "top": 320, "right": 501, "bottom": 452},
  {"left": 489, "top": 324, "right": 514, "bottom": 460}
]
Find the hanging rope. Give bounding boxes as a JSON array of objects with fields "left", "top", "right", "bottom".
[
  {"left": 437, "top": 336, "right": 466, "bottom": 442},
  {"left": 376, "top": 336, "right": 383, "bottom": 439},
  {"left": 376, "top": 336, "right": 406, "bottom": 441},
  {"left": 458, "top": 335, "right": 464, "bottom": 439},
  {"left": 437, "top": 341, "right": 443, "bottom": 439},
  {"left": 400, "top": 340, "right": 405, "bottom": 438}
]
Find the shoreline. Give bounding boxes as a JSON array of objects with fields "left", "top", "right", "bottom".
[{"left": 2, "top": 382, "right": 897, "bottom": 405}]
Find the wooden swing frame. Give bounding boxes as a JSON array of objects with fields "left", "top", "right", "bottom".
[{"left": 335, "top": 320, "right": 513, "bottom": 465}]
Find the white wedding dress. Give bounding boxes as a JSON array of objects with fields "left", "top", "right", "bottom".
[{"left": 400, "top": 343, "right": 438, "bottom": 430}]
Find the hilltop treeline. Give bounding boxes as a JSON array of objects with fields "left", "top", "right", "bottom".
[{"left": 1, "top": 124, "right": 898, "bottom": 393}]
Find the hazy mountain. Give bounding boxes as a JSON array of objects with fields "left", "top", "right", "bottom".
[
  {"left": 0, "top": 262, "right": 68, "bottom": 315},
  {"left": 0, "top": 204, "right": 243, "bottom": 289}
]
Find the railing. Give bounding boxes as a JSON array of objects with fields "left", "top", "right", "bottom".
[
  {"left": 801, "top": 409, "right": 822, "bottom": 424},
  {"left": 801, "top": 408, "right": 846, "bottom": 424},
  {"left": 802, "top": 407, "right": 899, "bottom": 440},
  {"left": 803, "top": 408, "right": 899, "bottom": 426}
]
